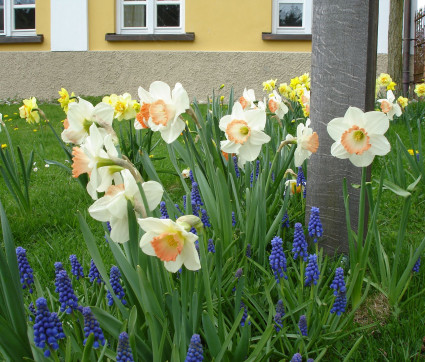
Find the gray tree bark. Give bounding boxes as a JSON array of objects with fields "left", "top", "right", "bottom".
[
  {"left": 306, "top": 1, "right": 379, "bottom": 254},
  {"left": 388, "top": 0, "right": 404, "bottom": 86}
]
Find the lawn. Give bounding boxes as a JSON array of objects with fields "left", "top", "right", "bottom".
[{"left": 1, "top": 94, "right": 425, "bottom": 360}]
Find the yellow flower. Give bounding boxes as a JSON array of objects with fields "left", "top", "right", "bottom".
[
  {"left": 386, "top": 81, "right": 396, "bottom": 91},
  {"left": 414, "top": 83, "right": 425, "bottom": 97},
  {"left": 1, "top": 144, "right": 7, "bottom": 149},
  {"left": 263, "top": 79, "right": 277, "bottom": 93},
  {"left": 19, "top": 97, "right": 40, "bottom": 124},
  {"left": 302, "top": 106, "right": 310, "bottom": 117},
  {"left": 33, "top": 129, "right": 37, "bottom": 132},
  {"left": 57, "top": 88, "right": 76, "bottom": 113},
  {"left": 408, "top": 149, "right": 419, "bottom": 156},
  {"left": 290, "top": 76, "right": 301, "bottom": 89},
  {"left": 3, "top": 115, "right": 8, "bottom": 117},
  {"left": 295, "top": 84, "right": 305, "bottom": 98},
  {"left": 220, "top": 95, "right": 224, "bottom": 103},
  {"left": 219, "top": 84, "right": 225, "bottom": 90},
  {"left": 133, "top": 101, "right": 141, "bottom": 113},
  {"left": 289, "top": 90, "right": 298, "bottom": 101},
  {"left": 377, "top": 73, "right": 392, "bottom": 87},
  {"left": 278, "top": 83, "right": 292, "bottom": 97},
  {"left": 397, "top": 96, "right": 408, "bottom": 109},
  {"left": 103, "top": 93, "right": 137, "bottom": 121},
  {"left": 299, "top": 73, "right": 310, "bottom": 86},
  {"left": 14, "top": 127, "right": 18, "bottom": 131},
  {"left": 149, "top": 154, "right": 154, "bottom": 158}
]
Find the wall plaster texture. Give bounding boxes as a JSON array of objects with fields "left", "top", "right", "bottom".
[{"left": 0, "top": 51, "right": 388, "bottom": 102}]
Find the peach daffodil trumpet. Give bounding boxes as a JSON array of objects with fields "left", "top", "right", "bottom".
[{"left": 327, "top": 106, "right": 390, "bottom": 167}]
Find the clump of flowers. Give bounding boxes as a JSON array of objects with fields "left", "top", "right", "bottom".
[
  {"left": 292, "top": 223, "right": 308, "bottom": 262},
  {"left": 16, "top": 247, "right": 34, "bottom": 293},
  {"left": 55, "top": 269, "right": 79, "bottom": 314},
  {"left": 69, "top": 254, "right": 84, "bottom": 279},
  {"left": 89, "top": 259, "right": 103, "bottom": 284},
  {"left": 305, "top": 254, "right": 320, "bottom": 286},
  {"left": 116, "top": 332, "right": 134, "bottom": 362},
  {"left": 308, "top": 207, "right": 323, "bottom": 243},
  {"left": 274, "top": 300, "right": 285, "bottom": 332},
  {"left": 298, "top": 315, "right": 308, "bottom": 336},
  {"left": 107, "top": 266, "right": 127, "bottom": 306}
]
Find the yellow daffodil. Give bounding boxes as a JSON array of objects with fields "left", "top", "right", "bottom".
[
  {"left": 58, "top": 88, "right": 76, "bottom": 113},
  {"left": 386, "top": 81, "right": 396, "bottom": 91},
  {"left": 289, "top": 90, "right": 298, "bottom": 101},
  {"left": 19, "top": 97, "right": 40, "bottom": 124},
  {"left": 299, "top": 73, "right": 311, "bottom": 87},
  {"left": 262, "top": 79, "right": 277, "bottom": 93},
  {"left": 1, "top": 144, "right": 7, "bottom": 149},
  {"left": 408, "top": 149, "right": 419, "bottom": 156},
  {"left": 290, "top": 77, "right": 301, "bottom": 89},
  {"left": 377, "top": 73, "right": 392, "bottom": 87},
  {"left": 103, "top": 93, "right": 138, "bottom": 121},
  {"left": 414, "top": 83, "right": 425, "bottom": 97},
  {"left": 278, "top": 83, "right": 292, "bottom": 98},
  {"left": 397, "top": 96, "right": 408, "bottom": 109}
]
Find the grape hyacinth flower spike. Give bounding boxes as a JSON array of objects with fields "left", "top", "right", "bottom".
[
  {"left": 308, "top": 207, "right": 323, "bottom": 243},
  {"left": 330, "top": 267, "right": 347, "bottom": 315},
  {"left": 292, "top": 223, "right": 308, "bottom": 262},
  {"left": 89, "top": 259, "right": 103, "bottom": 284},
  {"left": 240, "top": 302, "right": 250, "bottom": 326},
  {"left": 246, "top": 243, "right": 252, "bottom": 258},
  {"left": 70, "top": 254, "right": 84, "bottom": 279},
  {"left": 233, "top": 156, "right": 240, "bottom": 177},
  {"left": 201, "top": 208, "right": 211, "bottom": 227},
  {"left": 159, "top": 201, "right": 169, "bottom": 219},
  {"left": 281, "top": 211, "right": 290, "bottom": 228},
  {"left": 185, "top": 334, "right": 204, "bottom": 362},
  {"left": 82, "top": 307, "right": 106, "bottom": 349},
  {"left": 296, "top": 166, "right": 306, "bottom": 198},
  {"left": 291, "top": 353, "right": 302, "bottom": 362},
  {"left": 298, "top": 315, "right": 308, "bottom": 336},
  {"left": 16, "top": 246, "right": 34, "bottom": 293},
  {"left": 269, "top": 236, "right": 288, "bottom": 282},
  {"left": 33, "top": 297, "right": 65, "bottom": 357},
  {"left": 274, "top": 299, "right": 285, "bottom": 332},
  {"left": 55, "top": 269, "right": 79, "bottom": 314},
  {"left": 107, "top": 266, "right": 127, "bottom": 306},
  {"left": 116, "top": 332, "right": 134, "bottom": 362},
  {"left": 304, "top": 254, "right": 320, "bottom": 286},
  {"left": 207, "top": 238, "right": 215, "bottom": 253}
]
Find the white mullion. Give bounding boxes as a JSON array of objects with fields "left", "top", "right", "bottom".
[
  {"left": 147, "top": 0, "right": 154, "bottom": 33},
  {"left": 5, "top": 0, "right": 12, "bottom": 35}
]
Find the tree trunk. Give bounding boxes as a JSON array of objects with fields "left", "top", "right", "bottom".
[
  {"left": 388, "top": 0, "right": 404, "bottom": 86},
  {"left": 306, "top": 1, "right": 379, "bottom": 254}
]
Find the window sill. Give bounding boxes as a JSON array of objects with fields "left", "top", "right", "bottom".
[
  {"left": 105, "top": 33, "right": 195, "bottom": 42},
  {"left": 0, "top": 34, "right": 43, "bottom": 44},
  {"left": 262, "top": 32, "right": 312, "bottom": 41}
]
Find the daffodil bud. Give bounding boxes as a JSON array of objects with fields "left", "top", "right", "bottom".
[{"left": 176, "top": 215, "right": 203, "bottom": 231}]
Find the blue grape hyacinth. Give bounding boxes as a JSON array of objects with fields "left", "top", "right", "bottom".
[
  {"left": 116, "top": 332, "right": 134, "bottom": 362},
  {"left": 16, "top": 246, "right": 34, "bottom": 293},
  {"left": 246, "top": 243, "right": 252, "bottom": 258},
  {"left": 304, "top": 254, "right": 320, "bottom": 286},
  {"left": 233, "top": 156, "right": 240, "bottom": 177},
  {"left": 298, "top": 315, "right": 308, "bottom": 336},
  {"left": 308, "top": 207, "right": 323, "bottom": 243},
  {"left": 232, "top": 211, "right": 236, "bottom": 227},
  {"left": 292, "top": 223, "right": 308, "bottom": 262},
  {"left": 55, "top": 269, "right": 79, "bottom": 314},
  {"left": 107, "top": 266, "right": 127, "bottom": 306},
  {"left": 89, "top": 259, "right": 103, "bottom": 284},
  {"left": 201, "top": 208, "right": 211, "bottom": 227},
  {"left": 269, "top": 236, "right": 288, "bottom": 282},
  {"left": 159, "top": 201, "right": 169, "bottom": 219},
  {"left": 207, "top": 239, "right": 215, "bottom": 253},
  {"left": 413, "top": 254, "right": 421, "bottom": 273},
  {"left": 70, "top": 254, "right": 84, "bottom": 280},
  {"left": 33, "top": 297, "right": 65, "bottom": 357},
  {"left": 274, "top": 299, "right": 285, "bottom": 332},
  {"left": 240, "top": 302, "right": 250, "bottom": 326},
  {"left": 291, "top": 353, "right": 302, "bottom": 362},
  {"left": 281, "top": 211, "right": 290, "bottom": 228},
  {"left": 185, "top": 334, "right": 204, "bottom": 362},
  {"left": 82, "top": 307, "right": 106, "bottom": 349},
  {"left": 297, "top": 167, "right": 307, "bottom": 198},
  {"left": 330, "top": 267, "right": 347, "bottom": 315}
]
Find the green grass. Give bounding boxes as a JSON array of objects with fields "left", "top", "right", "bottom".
[{"left": 1, "top": 100, "right": 425, "bottom": 359}]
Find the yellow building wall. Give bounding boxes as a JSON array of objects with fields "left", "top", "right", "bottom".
[
  {"left": 0, "top": 0, "right": 311, "bottom": 52},
  {"left": 0, "top": 0, "right": 50, "bottom": 51},
  {"left": 89, "top": 0, "right": 312, "bottom": 52}
]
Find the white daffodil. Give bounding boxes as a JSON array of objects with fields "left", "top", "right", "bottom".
[
  {"left": 377, "top": 90, "right": 402, "bottom": 121},
  {"left": 61, "top": 98, "right": 114, "bottom": 145},
  {"left": 239, "top": 88, "right": 256, "bottom": 110},
  {"left": 268, "top": 90, "right": 289, "bottom": 119},
  {"left": 181, "top": 168, "right": 191, "bottom": 179},
  {"left": 327, "top": 107, "right": 391, "bottom": 167},
  {"left": 137, "top": 81, "right": 190, "bottom": 144},
  {"left": 294, "top": 119, "right": 319, "bottom": 167},
  {"left": 138, "top": 217, "right": 200, "bottom": 272},
  {"left": 71, "top": 123, "right": 120, "bottom": 200},
  {"left": 88, "top": 170, "right": 163, "bottom": 244},
  {"left": 219, "top": 102, "right": 271, "bottom": 166}
]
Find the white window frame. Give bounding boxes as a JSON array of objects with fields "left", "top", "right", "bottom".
[
  {"left": 117, "top": 0, "right": 185, "bottom": 35},
  {"left": 272, "top": 0, "right": 312, "bottom": 35},
  {"left": 0, "top": 0, "right": 36, "bottom": 37}
]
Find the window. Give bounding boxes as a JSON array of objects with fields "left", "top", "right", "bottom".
[
  {"left": 117, "top": 0, "right": 184, "bottom": 35},
  {"left": 272, "top": 0, "right": 312, "bottom": 35},
  {"left": 0, "top": 0, "right": 36, "bottom": 37}
]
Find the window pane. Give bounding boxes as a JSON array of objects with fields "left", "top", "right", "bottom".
[
  {"left": 124, "top": 5, "right": 146, "bottom": 27},
  {"left": 157, "top": 5, "right": 179, "bottom": 27},
  {"left": 14, "top": 8, "right": 35, "bottom": 30},
  {"left": 279, "top": 3, "right": 303, "bottom": 27},
  {"left": 14, "top": 0, "right": 35, "bottom": 4}
]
